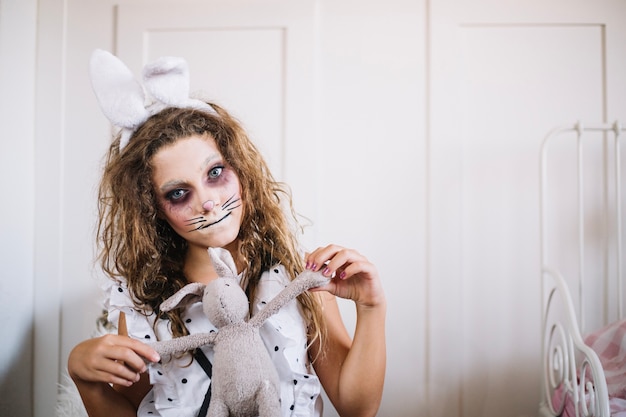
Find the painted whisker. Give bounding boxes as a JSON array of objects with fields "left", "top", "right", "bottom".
[
  {"left": 185, "top": 195, "right": 240, "bottom": 232},
  {"left": 222, "top": 194, "right": 242, "bottom": 211},
  {"left": 188, "top": 213, "right": 232, "bottom": 232},
  {"left": 185, "top": 217, "right": 206, "bottom": 226},
  {"left": 185, "top": 216, "right": 207, "bottom": 232}
]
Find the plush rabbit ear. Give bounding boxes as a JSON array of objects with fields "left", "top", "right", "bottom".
[
  {"left": 208, "top": 247, "right": 238, "bottom": 279},
  {"left": 160, "top": 282, "right": 206, "bottom": 312},
  {"left": 89, "top": 50, "right": 149, "bottom": 137}
]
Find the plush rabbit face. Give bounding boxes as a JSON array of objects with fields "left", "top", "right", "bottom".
[
  {"left": 203, "top": 278, "right": 249, "bottom": 328},
  {"left": 158, "top": 246, "right": 245, "bottom": 325}
]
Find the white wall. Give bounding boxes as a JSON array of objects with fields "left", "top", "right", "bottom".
[
  {"left": 0, "top": 1, "right": 37, "bottom": 416},
  {"left": 315, "top": 3, "right": 427, "bottom": 414},
  {"left": 2, "top": 1, "right": 625, "bottom": 416}
]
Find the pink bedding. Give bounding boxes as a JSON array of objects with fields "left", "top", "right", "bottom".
[{"left": 554, "top": 319, "right": 626, "bottom": 416}]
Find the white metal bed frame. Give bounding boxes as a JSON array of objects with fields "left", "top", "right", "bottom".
[{"left": 539, "top": 121, "right": 625, "bottom": 417}]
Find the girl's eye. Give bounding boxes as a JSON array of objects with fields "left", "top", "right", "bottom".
[
  {"left": 208, "top": 166, "right": 223, "bottom": 179},
  {"left": 166, "top": 189, "right": 187, "bottom": 201}
]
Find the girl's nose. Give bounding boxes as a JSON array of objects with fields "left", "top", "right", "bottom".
[{"left": 202, "top": 199, "right": 216, "bottom": 212}]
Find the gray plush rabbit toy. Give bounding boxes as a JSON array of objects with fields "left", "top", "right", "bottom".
[{"left": 150, "top": 247, "right": 330, "bottom": 417}]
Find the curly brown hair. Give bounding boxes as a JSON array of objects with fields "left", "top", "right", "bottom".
[{"left": 97, "top": 104, "right": 325, "bottom": 352}]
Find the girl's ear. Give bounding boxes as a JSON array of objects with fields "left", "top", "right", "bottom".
[{"left": 160, "top": 282, "right": 206, "bottom": 312}]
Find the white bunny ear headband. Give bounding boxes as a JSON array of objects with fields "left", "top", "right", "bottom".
[{"left": 89, "top": 49, "right": 217, "bottom": 150}]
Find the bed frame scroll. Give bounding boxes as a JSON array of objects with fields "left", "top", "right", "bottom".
[
  {"left": 539, "top": 121, "right": 625, "bottom": 417},
  {"left": 541, "top": 266, "right": 609, "bottom": 417}
]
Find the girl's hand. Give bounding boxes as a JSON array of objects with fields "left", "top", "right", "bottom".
[
  {"left": 68, "top": 334, "right": 160, "bottom": 387},
  {"left": 305, "top": 244, "right": 385, "bottom": 309}
]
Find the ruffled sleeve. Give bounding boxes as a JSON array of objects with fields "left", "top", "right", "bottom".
[{"left": 103, "top": 277, "right": 158, "bottom": 344}]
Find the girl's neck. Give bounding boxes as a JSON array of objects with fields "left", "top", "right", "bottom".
[{"left": 183, "top": 242, "right": 243, "bottom": 284}]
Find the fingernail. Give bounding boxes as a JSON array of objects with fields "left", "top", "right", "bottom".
[
  {"left": 305, "top": 261, "right": 311, "bottom": 269},
  {"left": 340, "top": 271, "right": 347, "bottom": 279},
  {"left": 323, "top": 267, "right": 330, "bottom": 276},
  {"left": 312, "top": 263, "right": 317, "bottom": 271}
]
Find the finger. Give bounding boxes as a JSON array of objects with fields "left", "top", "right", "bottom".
[
  {"left": 309, "top": 280, "right": 336, "bottom": 293},
  {"left": 75, "top": 348, "right": 141, "bottom": 386},
  {"left": 105, "top": 347, "right": 146, "bottom": 375},
  {"left": 305, "top": 244, "right": 348, "bottom": 271},
  {"left": 323, "top": 249, "right": 367, "bottom": 277},
  {"left": 100, "top": 361, "right": 143, "bottom": 387},
  {"left": 109, "top": 339, "right": 160, "bottom": 373},
  {"left": 109, "top": 373, "right": 141, "bottom": 387},
  {"left": 89, "top": 335, "right": 156, "bottom": 376},
  {"left": 124, "top": 337, "right": 161, "bottom": 363},
  {"left": 106, "top": 334, "right": 160, "bottom": 363},
  {"left": 304, "top": 247, "right": 325, "bottom": 270},
  {"left": 340, "top": 259, "right": 378, "bottom": 280}
]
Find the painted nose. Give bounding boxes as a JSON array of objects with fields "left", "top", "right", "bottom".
[{"left": 202, "top": 199, "right": 217, "bottom": 212}]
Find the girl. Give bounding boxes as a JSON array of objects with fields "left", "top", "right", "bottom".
[{"left": 68, "top": 51, "right": 386, "bottom": 417}]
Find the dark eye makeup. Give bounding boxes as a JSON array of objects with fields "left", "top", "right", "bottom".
[
  {"left": 162, "top": 164, "right": 227, "bottom": 204},
  {"left": 208, "top": 166, "right": 224, "bottom": 180},
  {"left": 165, "top": 188, "right": 188, "bottom": 202}
]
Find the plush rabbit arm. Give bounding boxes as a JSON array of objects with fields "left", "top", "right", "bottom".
[
  {"left": 159, "top": 282, "right": 205, "bottom": 312},
  {"left": 248, "top": 270, "right": 330, "bottom": 328},
  {"left": 158, "top": 247, "right": 236, "bottom": 313},
  {"left": 151, "top": 332, "right": 217, "bottom": 357},
  {"left": 205, "top": 247, "right": 329, "bottom": 327}
]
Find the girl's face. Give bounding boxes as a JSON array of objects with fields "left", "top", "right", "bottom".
[{"left": 151, "top": 135, "right": 243, "bottom": 253}]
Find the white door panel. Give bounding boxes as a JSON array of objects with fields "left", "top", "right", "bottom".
[{"left": 429, "top": 1, "right": 626, "bottom": 415}]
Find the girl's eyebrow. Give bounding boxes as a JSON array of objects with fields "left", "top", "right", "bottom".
[
  {"left": 159, "top": 179, "right": 186, "bottom": 193},
  {"left": 158, "top": 154, "right": 221, "bottom": 193},
  {"left": 201, "top": 154, "right": 221, "bottom": 170}
]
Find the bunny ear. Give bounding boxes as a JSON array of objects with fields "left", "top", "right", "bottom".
[
  {"left": 143, "top": 56, "right": 218, "bottom": 115},
  {"left": 89, "top": 49, "right": 218, "bottom": 151},
  {"left": 208, "top": 247, "right": 238, "bottom": 279},
  {"left": 160, "top": 282, "right": 206, "bottom": 312},
  {"left": 89, "top": 49, "right": 149, "bottom": 131},
  {"left": 143, "top": 56, "right": 191, "bottom": 106}
]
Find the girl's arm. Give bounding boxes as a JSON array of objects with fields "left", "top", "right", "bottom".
[
  {"left": 67, "top": 312, "right": 159, "bottom": 416},
  {"left": 307, "top": 245, "right": 387, "bottom": 417}
]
